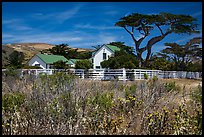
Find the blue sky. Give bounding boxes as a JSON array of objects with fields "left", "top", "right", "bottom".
[{"left": 2, "top": 2, "right": 202, "bottom": 56}]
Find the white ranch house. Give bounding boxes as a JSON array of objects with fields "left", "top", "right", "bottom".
[
  {"left": 91, "top": 44, "right": 120, "bottom": 69},
  {"left": 28, "top": 54, "right": 69, "bottom": 69},
  {"left": 28, "top": 44, "right": 121, "bottom": 69}
]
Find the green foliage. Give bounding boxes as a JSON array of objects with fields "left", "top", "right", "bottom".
[
  {"left": 152, "top": 76, "right": 158, "bottom": 82},
  {"left": 101, "top": 57, "right": 120, "bottom": 69},
  {"left": 191, "top": 84, "right": 202, "bottom": 104},
  {"left": 2, "top": 92, "right": 25, "bottom": 113},
  {"left": 53, "top": 60, "right": 69, "bottom": 69},
  {"left": 49, "top": 44, "right": 70, "bottom": 57},
  {"left": 39, "top": 72, "right": 76, "bottom": 91},
  {"left": 101, "top": 50, "right": 139, "bottom": 69},
  {"left": 8, "top": 51, "right": 24, "bottom": 68},
  {"left": 88, "top": 92, "right": 114, "bottom": 112},
  {"left": 115, "top": 12, "right": 200, "bottom": 68},
  {"left": 23, "top": 65, "right": 42, "bottom": 69},
  {"left": 144, "top": 73, "right": 148, "bottom": 79},
  {"left": 148, "top": 56, "right": 174, "bottom": 71},
  {"left": 48, "top": 43, "right": 92, "bottom": 59},
  {"left": 159, "top": 37, "right": 202, "bottom": 71},
  {"left": 146, "top": 107, "right": 170, "bottom": 135},
  {"left": 76, "top": 51, "right": 92, "bottom": 59},
  {"left": 146, "top": 105, "right": 202, "bottom": 135},
  {"left": 3, "top": 67, "right": 18, "bottom": 77},
  {"left": 164, "top": 81, "right": 180, "bottom": 92},
  {"left": 60, "top": 92, "right": 77, "bottom": 118},
  {"left": 2, "top": 73, "right": 202, "bottom": 135},
  {"left": 186, "top": 62, "right": 202, "bottom": 72},
  {"left": 75, "top": 60, "right": 92, "bottom": 69},
  {"left": 109, "top": 42, "right": 135, "bottom": 55},
  {"left": 125, "top": 84, "right": 137, "bottom": 98}
]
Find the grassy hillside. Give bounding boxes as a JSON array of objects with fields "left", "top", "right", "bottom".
[{"left": 2, "top": 43, "right": 93, "bottom": 68}]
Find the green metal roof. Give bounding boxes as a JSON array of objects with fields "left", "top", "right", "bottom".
[
  {"left": 67, "top": 59, "right": 84, "bottom": 65},
  {"left": 36, "top": 54, "right": 68, "bottom": 64},
  {"left": 106, "top": 45, "right": 121, "bottom": 52},
  {"left": 92, "top": 44, "right": 121, "bottom": 57}
]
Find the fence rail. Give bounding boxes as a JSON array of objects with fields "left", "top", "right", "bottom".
[{"left": 2, "top": 68, "right": 202, "bottom": 81}]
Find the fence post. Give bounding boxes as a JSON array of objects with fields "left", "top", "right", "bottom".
[
  {"left": 134, "top": 69, "right": 136, "bottom": 80},
  {"left": 140, "top": 70, "right": 142, "bottom": 79},
  {"left": 102, "top": 69, "right": 105, "bottom": 80},
  {"left": 82, "top": 69, "right": 85, "bottom": 79},
  {"left": 123, "top": 68, "right": 126, "bottom": 82},
  {"left": 35, "top": 69, "right": 37, "bottom": 78},
  {"left": 196, "top": 72, "right": 199, "bottom": 79}
]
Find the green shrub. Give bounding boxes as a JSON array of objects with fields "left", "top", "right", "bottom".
[
  {"left": 88, "top": 92, "right": 114, "bottom": 112},
  {"left": 146, "top": 104, "right": 202, "bottom": 135},
  {"left": 144, "top": 73, "right": 149, "bottom": 79},
  {"left": 53, "top": 60, "right": 70, "bottom": 69},
  {"left": 191, "top": 84, "right": 202, "bottom": 104},
  {"left": 125, "top": 84, "right": 137, "bottom": 98},
  {"left": 164, "top": 81, "right": 180, "bottom": 92},
  {"left": 152, "top": 76, "right": 158, "bottom": 82},
  {"left": 75, "top": 59, "right": 93, "bottom": 69},
  {"left": 2, "top": 92, "right": 25, "bottom": 113},
  {"left": 3, "top": 67, "right": 18, "bottom": 77},
  {"left": 23, "top": 65, "right": 42, "bottom": 69}
]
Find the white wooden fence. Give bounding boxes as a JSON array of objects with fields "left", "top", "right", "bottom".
[{"left": 2, "top": 68, "right": 202, "bottom": 81}]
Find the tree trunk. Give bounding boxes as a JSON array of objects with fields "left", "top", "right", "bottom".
[{"left": 144, "top": 31, "right": 172, "bottom": 67}]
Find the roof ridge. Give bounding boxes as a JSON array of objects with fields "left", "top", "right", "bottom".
[
  {"left": 106, "top": 44, "right": 121, "bottom": 52},
  {"left": 36, "top": 54, "right": 68, "bottom": 64}
]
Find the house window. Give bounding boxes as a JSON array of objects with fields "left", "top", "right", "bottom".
[
  {"left": 103, "top": 53, "right": 107, "bottom": 60},
  {"left": 35, "top": 64, "right": 40, "bottom": 67},
  {"left": 96, "top": 66, "right": 100, "bottom": 69},
  {"left": 92, "top": 58, "right": 94, "bottom": 63}
]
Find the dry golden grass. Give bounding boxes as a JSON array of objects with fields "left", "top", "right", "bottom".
[{"left": 2, "top": 73, "right": 202, "bottom": 135}]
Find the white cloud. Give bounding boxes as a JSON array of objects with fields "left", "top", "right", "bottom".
[
  {"left": 75, "top": 23, "right": 119, "bottom": 30},
  {"left": 2, "top": 34, "right": 14, "bottom": 38},
  {"left": 3, "top": 18, "right": 33, "bottom": 31},
  {"left": 31, "top": 5, "right": 83, "bottom": 24},
  {"left": 9, "top": 25, "right": 33, "bottom": 31},
  {"left": 70, "top": 33, "right": 118, "bottom": 48},
  {"left": 3, "top": 19, "right": 21, "bottom": 25},
  {"left": 2, "top": 32, "right": 83, "bottom": 44}
]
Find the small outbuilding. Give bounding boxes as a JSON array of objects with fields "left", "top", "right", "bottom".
[{"left": 67, "top": 59, "right": 84, "bottom": 68}]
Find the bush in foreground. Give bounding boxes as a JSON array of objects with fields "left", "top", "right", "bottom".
[{"left": 2, "top": 73, "right": 202, "bottom": 135}]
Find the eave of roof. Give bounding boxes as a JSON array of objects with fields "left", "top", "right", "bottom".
[{"left": 92, "top": 44, "right": 120, "bottom": 57}]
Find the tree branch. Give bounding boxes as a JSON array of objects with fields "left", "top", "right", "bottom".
[
  {"left": 123, "top": 26, "right": 138, "bottom": 45},
  {"left": 138, "top": 36, "right": 146, "bottom": 48},
  {"left": 144, "top": 30, "right": 173, "bottom": 64},
  {"left": 124, "top": 26, "right": 133, "bottom": 35},
  {"left": 156, "top": 24, "right": 164, "bottom": 35},
  {"left": 139, "top": 46, "right": 147, "bottom": 53}
]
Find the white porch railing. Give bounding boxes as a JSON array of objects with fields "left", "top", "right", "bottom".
[{"left": 2, "top": 68, "right": 202, "bottom": 80}]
